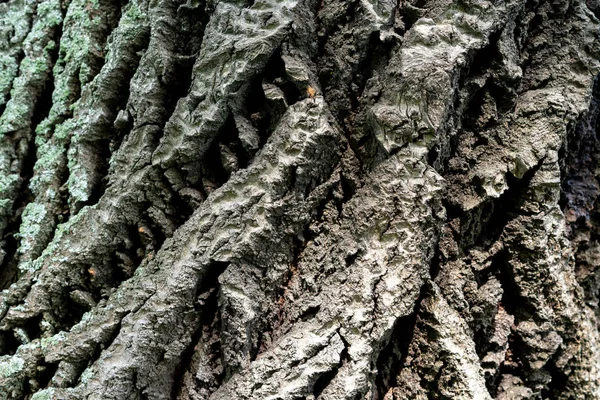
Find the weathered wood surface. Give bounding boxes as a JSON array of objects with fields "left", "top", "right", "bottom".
[{"left": 1, "top": 0, "right": 600, "bottom": 398}]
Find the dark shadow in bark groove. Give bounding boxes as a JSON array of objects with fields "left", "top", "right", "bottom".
[
  {"left": 493, "top": 251, "right": 538, "bottom": 322},
  {"left": 353, "top": 32, "right": 395, "bottom": 111},
  {"left": 264, "top": 48, "right": 302, "bottom": 106},
  {"left": 479, "top": 251, "right": 530, "bottom": 395},
  {"left": 312, "top": 329, "right": 350, "bottom": 398},
  {"left": 20, "top": 313, "right": 42, "bottom": 342},
  {"left": 476, "top": 160, "right": 544, "bottom": 247},
  {"left": 541, "top": 359, "right": 568, "bottom": 399},
  {"left": 0, "top": 329, "right": 19, "bottom": 356},
  {"left": 36, "top": 360, "right": 59, "bottom": 390},
  {"left": 171, "top": 262, "right": 228, "bottom": 398},
  {"left": 79, "top": 310, "right": 131, "bottom": 381},
  {"left": 0, "top": 232, "right": 21, "bottom": 290},
  {"left": 560, "top": 74, "right": 600, "bottom": 231},
  {"left": 449, "top": 157, "right": 545, "bottom": 252},
  {"left": 81, "top": 139, "right": 112, "bottom": 210},
  {"left": 374, "top": 305, "right": 420, "bottom": 399}
]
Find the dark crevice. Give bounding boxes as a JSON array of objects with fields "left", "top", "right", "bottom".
[
  {"left": 0, "top": 233, "right": 20, "bottom": 290},
  {"left": 264, "top": 49, "right": 302, "bottom": 106},
  {"left": 176, "top": 0, "right": 209, "bottom": 57},
  {"left": 374, "top": 309, "right": 419, "bottom": 399},
  {"left": 560, "top": 74, "right": 600, "bottom": 235},
  {"left": 312, "top": 331, "right": 349, "bottom": 398},
  {"left": 344, "top": 249, "right": 361, "bottom": 269},
  {"left": 492, "top": 333, "right": 526, "bottom": 397},
  {"left": 373, "top": 282, "right": 428, "bottom": 398},
  {"left": 588, "top": 0, "right": 600, "bottom": 18},
  {"left": 170, "top": 262, "right": 227, "bottom": 399},
  {"left": 30, "top": 73, "right": 56, "bottom": 131},
  {"left": 315, "top": 0, "right": 396, "bottom": 170},
  {"left": 200, "top": 137, "right": 232, "bottom": 196},
  {"left": 455, "top": 157, "right": 545, "bottom": 251},
  {"left": 467, "top": 31, "right": 501, "bottom": 79},
  {"left": 21, "top": 313, "right": 43, "bottom": 341},
  {"left": 71, "top": 222, "right": 152, "bottom": 306},
  {"left": 0, "top": 124, "right": 43, "bottom": 290},
  {"left": 217, "top": 114, "right": 251, "bottom": 171},
  {"left": 80, "top": 139, "right": 112, "bottom": 209},
  {"left": 0, "top": 329, "right": 20, "bottom": 356},
  {"left": 59, "top": 293, "right": 88, "bottom": 329},
  {"left": 461, "top": 81, "right": 496, "bottom": 133},
  {"left": 116, "top": 224, "right": 147, "bottom": 280},
  {"left": 433, "top": 24, "right": 518, "bottom": 175},
  {"left": 316, "top": 0, "right": 362, "bottom": 59},
  {"left": 36, "top": 360, "right": 59, "bottom": 390},
  {"left": 541, "top": 360, "right": 569, "bottom": 399},
  {"left": 475, "top": 250, "right": 531, "bottom": 395},
  {"left": 496, "top": 251, "right": 537, "bottom": 322},
  {"left": 428, "top": 242, "right": 442, "bottom": 281},
  {"left": 249, "top": 50, "right": 297, "bottom": 141},
  {"left": 353, "top": 32, "right": 395, "bottom": 111},
  {"left": 275, "top": 237, "right": 303, "bottom": 327},
  {"left": 299, "top": 305, "right": 321, "bottom": 321},
  {"left": 246, "top": 78, "right": 273, "bottom": 146},
  {"left": 312, "top": 367, "right": 339, "bottom": 398},
  {"left": 337, "top": 170, "right": 357, "bottom": 213},
  {"left": 397, "top": 2, "right": 425, "bottom": 32}
]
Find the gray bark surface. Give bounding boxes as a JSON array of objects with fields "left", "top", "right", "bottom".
[{"left": 0, "top": 0, "right": 600, "bottom": 398}]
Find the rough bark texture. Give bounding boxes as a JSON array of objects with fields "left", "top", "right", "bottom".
[{"left": 1, "top": 0, "right": 600, "bottom": 398}]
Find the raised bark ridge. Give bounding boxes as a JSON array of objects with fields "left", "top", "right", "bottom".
[{"left": 0, "top": 0, "right": 599, "bottom": 399}]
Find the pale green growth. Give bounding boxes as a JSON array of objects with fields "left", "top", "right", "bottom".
[
  {"left": 20, "top": 57, "right": 49, "bottom": 77},
  {"left": 35, "top": 119, "right": 53, "bottom": 142},
  {"left": 122, "top": 0, "right": 147, "bottom": 23},
  {"left": 0, "top": 356, "right": 25, "bottom": 378},
  {"left": 0, "top": 199, "right": 12, "bottom": 216},
  {"left": 33, "top": 0, "right": 108, "bottom": 135},
  {"left": 57, "top": 0, "right": 107, "bottom": 88},
  {"left": 29, "top": 142, "right": 65, "bottom": 194},
  {"left": 40, "top": 332, "right": 66, "bottom": 351},
  {"left": 0, "top": 0, "right": 36, "bottom": 58},
  {"left": 0, "top": 54, "right": 18, "bottom": 105},
  {"left": 19, "top": 207, "right": 89, "bottom": 273},
  {"left": 30, "top": 388, "right": 56, "bottom": 400},
  {"left": 0, "top": 174, "right": 19, "bottom": 220},
  {"left": 0, "top": 0, "right": 61, "bottom": 133},
  {"left": 79, "top": 311, "right": 93, "bottom": 324},
  {"left": 79, "top": 367, "right": 94, "bottom": 384},
  {"left": 17, "top": 203, "right": 48, "bottom": 254},
  {"left": 37, "top": 0, "right": 63, "bottom": 28},
  {"left": 17, "top": 260, "right": 35, "bottom": 274},
  {"left": 0, "top": 100, "right": 29, "bottom": 132},
  {"left": 66, "top": 160, "right": 90, "bottom": 204},
  {"left": 0, "top": 174, "right": 19, "bottom": 196}
]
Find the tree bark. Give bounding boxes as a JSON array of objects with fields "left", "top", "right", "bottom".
[{"left": 0, "top": 0, "right": 599, "bottom": 398}]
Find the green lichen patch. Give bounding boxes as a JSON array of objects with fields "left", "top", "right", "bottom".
[
  {"left": 17, "top": 203, "right": 48, "bottom": 255},
  {"left": 30, "top": 388, "right": 57, "bottom": 400},
  {"left": 0, "top": 356, "right": 25, "bottom": 378}
]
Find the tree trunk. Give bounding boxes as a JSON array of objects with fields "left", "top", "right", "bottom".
[{"left": 0, "top": 0, "right": 599, "bottom": 398}]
